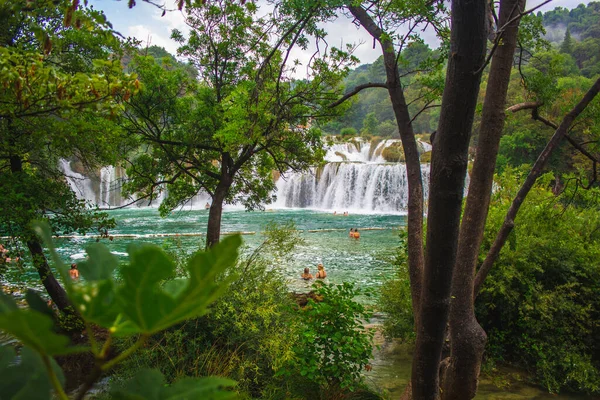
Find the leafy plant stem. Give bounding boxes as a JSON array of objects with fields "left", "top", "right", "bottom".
[
  {"left": 85, "top": 321, "right": 99, "bottom": 355},
  {"left": 101, "top": 334, "right": 148, "bottom": 372},
  {"left": 42, "top": 354, "right": 68, "bottom": 400}
]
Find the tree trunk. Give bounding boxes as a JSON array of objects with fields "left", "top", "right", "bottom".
[
  {"left": 27, "top": 240, "right": 73, "bottom": 312},
  {"left": 442, "top": 0, "right": 525, "bottom": 398},
  {"left": 206, "top": 177, "right": 231, "bottom": 248},
  {"left": 9, "top": 154, "right": 73, "bottom": 313},
  {"left": 412, "top": 0, "right": 488, "bottom": 398},
  {"left": 348, "top": 5, "right": 425, "bottom": 322}
]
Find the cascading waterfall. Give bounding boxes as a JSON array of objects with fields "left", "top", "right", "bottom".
[
  {"left": 274, "top": 162, "right": 431, "bottom": 213},
  {"left": 60, "top": 138, "right": 436, "bottom": 212},
  {"left": 274, "top": 139, "right": 433, "bottom": 213}
]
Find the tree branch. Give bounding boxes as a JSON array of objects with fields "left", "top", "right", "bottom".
[{"left": 329, "top": 82, "right": 388, "bottom": 108}]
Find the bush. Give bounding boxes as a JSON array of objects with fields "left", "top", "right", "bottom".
[
  {"left": 117, "top": 222, "right": 304, "bottom": 398},
  {"left": 476, "top": 170, "right": 600, "bottom": 394},
  {"left": 285, "top": 281, "right": 375, "bottom": 393},
  {"left": 381, "top": 142, "right": 405, "bottom": 162},
  {"left": 340, "top": 127, "right": 357, "bottom": 138},
  {"left": 378, "top": 229, "right": 415, "bottom": 341}
]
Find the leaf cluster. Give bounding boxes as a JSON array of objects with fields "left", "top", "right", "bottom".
[{"left": 0, "top": 222, "right": 242, "bottom": 399}]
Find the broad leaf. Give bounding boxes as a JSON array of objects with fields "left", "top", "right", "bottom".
[
  {"left": 69, "top": 280, "right": 121, "bottom": 328},
  {"left": 0, "top": 294, "right": 86, "bottom": 356},
  {"left": 78, "top": 243, "right": 119, "bottom": 281},
  {"left": 115, "top": 236, "right": 241, "bottom": 335},
  {"left": 0, "top": 346, "right": 65, "bottom": 400},
  {"left": 25, "top": 290, "right": 55, "bottom": 319},
  {"left": 111, "top": 368, "right": 237, "bottom": 400}
]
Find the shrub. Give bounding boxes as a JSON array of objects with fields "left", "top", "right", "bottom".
[
  {"left": 117, "top": 221, "right": 304, "bottom": 398},
  {"left": 340, "top": 127, "right": 357, "bottom": 138},
  {"left": 476, "top": 170, "right": 600, "bottom": 394},
  {"left": 378, "top": 229, "right": 415, "bottom": 341},
  {"left": 381, "top": 142, "right": 405, "bottom": 162},
  {"left": 285, "top": 281, "right": 375, "bottom": 393}
]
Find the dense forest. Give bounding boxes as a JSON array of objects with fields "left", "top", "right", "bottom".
[{"left": 1, "top": 1, "right": 599, "bottom": 400}]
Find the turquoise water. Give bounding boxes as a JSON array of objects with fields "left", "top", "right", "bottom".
[
  {"left": 4, "top": 207, "right": 597, "bottom": 399},
  {"left": 4, "top": 208, "right": 406, "bottom": 293}
]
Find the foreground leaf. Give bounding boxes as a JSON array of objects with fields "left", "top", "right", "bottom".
[
  {"left": 115, "top": 236, "right": 241, "bottom": 335},
  {"left": 0, "top": 294, "right": 85, "bottom": 356},
  {"left": 111, "top": 368, "right": 237, "bottom": 400},
  {"left": 0, "top": 346, "right": 65, "bottom": 400}
]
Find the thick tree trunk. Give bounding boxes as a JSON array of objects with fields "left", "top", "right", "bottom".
[
  {"left": 442, "top": 0, "right": 525, "bottom": 398},
  {"left": 206, "top": 185, "right": 227, "bottom": 249},
  {"left": 411, "top": 0, "right": 487, "bottom": 398},
  {"left": 206, "top": 173, "right": 232, "bottom": 248},
  {"left": 474, "top": 76, "right": 600, "bottom": 294},
  {"left": 9, "top": 154, "right": 73, "bottom": 313},
  {"left": 348, "top": 5, "right": 425, "bottom": 321},
  {"left": 27, "top": 240, "right": 73, "bottom": 311}
]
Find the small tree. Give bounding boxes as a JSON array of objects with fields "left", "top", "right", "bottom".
[{"left": 122, "top": 0, "right": 355, "bottom": 247}]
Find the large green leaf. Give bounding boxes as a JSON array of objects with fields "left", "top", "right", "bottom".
[
  {"left": 69, "top": 280, "right": 121, "bottom": 328},
  {"left": 111, "top": 368, "right": 237, "bottom": 400},
  {"left": 115, "top": 235, "right": 241, "bottom": 335},
  {"left": 78, "top": 243, "right": 119, "bottom": 281},
  {"left": 0, "top": 346, "right": 65, "bottom": 400},
  {"left": 0, "top": 294, "right": 86, "bottom": 356}
]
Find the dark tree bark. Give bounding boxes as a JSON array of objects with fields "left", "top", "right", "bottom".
[
  {"left": 206, "top": 179, "right": 230, "bottom": 248},
  {"left": 412, "top": 0, "right": 488, "bottom": 397},
  {"left": 442, "top": 0, "right": 525, "bottom": 398},
  {"left": 348, "top": 4, "right": 425, "bottom": 322},
  {"left": 27, "top": 240, "right": 73, "bottom": 311}
]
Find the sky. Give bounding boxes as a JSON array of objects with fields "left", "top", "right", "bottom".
[{"left": 90, "top": 0, "right": 591, "bottom": 73}]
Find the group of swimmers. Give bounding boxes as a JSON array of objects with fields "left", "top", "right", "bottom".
[
  {"left": 301, "top": 263, "right": 327, "bottom": 280},
  {"left": 301, "top": 227, "right": 362, "bottom": 280},
  {"left": 333, "top": 211, "right": 349, "bottom": 216}
]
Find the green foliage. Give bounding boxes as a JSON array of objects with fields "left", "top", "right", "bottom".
[
  {"left": 123, "top": 0, "right": 354, "bottom": 222},
  {"left": 117, "top": 222, "right": 303, "bottom": 398},
  {"left": 378, "top": 230, "right": 414, "bottom": 341},
  {"left": 340, "top": 127, "right": 357, "bottom": 137},
  {"left": 111, "top": 368, "right": 236, "bottom": 400},
  {"left": 0, "top": 221, "right": 241, "bottom": 399},
  {"left": 476, "top": 170, "right": 600, "bottom": 394},
  {"left": 0, "top": 346, "right": 65, "bottom": 400},
  {"left": 287, "top": 281, "right": 375, "bottom": 392}
]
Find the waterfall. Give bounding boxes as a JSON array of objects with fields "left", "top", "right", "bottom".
[
  {"left": 272, "top": 139, "right": 434, "bottom": 213},
  {"left": 59, "top": 138, "right": 437, "bottom": 212},
  {"left": 61, "top": 160, "right": 128, "bottom": 208},
  {"left": 60, "top": 159, "right": 98, "bottom": 205},
  {"left": 274, "top": 162, "right": 431, "bottom": 213}
]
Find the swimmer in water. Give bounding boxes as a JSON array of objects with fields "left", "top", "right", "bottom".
[
  {"left": 301, "top": 267, "right": 313, "bottom": 280},
  {"left": 69, "top": 263, "right": 80, "bottom": 281},
  {"left": 315, "top": 263, "right": 327, "bottom": 279}
]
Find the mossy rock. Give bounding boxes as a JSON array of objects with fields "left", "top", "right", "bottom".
[
  {"left": 381, "top": 142, "right": 405, "bottom": 162},
  {"left": 420, "top": 151, "right": 432, "bottom": 163}
]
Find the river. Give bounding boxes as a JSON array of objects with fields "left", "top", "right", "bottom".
[{"left": 2, "top": 207, "right": 597, "bottom": 399}]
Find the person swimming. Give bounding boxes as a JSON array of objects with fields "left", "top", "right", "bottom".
[
  {"left": 301, "top": 267, "right": 313, "bottom": 280},
  {"left": 353, "top": 228, "right": 360, "bottom": 239},
  {"left": 69, "top": 263, "right": 80, "bottom": 281},
  {"left": 315, "top": 263, "right": 327, "bottom": 279},
  {"left": 349, "top": 228, "right": 355, "bottom": 237}
]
